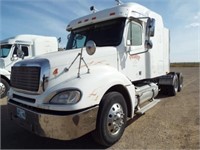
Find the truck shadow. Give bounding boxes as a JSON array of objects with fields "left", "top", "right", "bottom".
[
  {"left": 126, "top": 93, "right": 171, "bottom": 127},
  {"left": 156, "top": 94, "right": 171, "bottom": 99},
  {"left": 1, "top": 93, "right": 170, "bottom": 149},
  {"left": 126, "top": 114, "right": 143, "bottom": 127},
  {"left": 28, "top": 132, "right": 106, "bottom": 149}
]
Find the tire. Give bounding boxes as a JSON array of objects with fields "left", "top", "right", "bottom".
[
  {"left": 169, "top": 74, "right": 179, "bottom": 96},
  {"left": 92, "top": 92, "right": 127, "bottom": 147},
  {"left": 0, "top": 78, "right": 10, "bottom": 99},
  {"left": 176, "top": 72, "right": 183, "bottom": 92}
]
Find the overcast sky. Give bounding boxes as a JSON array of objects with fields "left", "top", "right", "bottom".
[{"left": 0, "top": 0, "right": 199, "bottom": 62}]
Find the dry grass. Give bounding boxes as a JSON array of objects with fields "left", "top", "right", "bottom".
[{"left": 170, "top": 62, "right": 200, "bottom": 67}]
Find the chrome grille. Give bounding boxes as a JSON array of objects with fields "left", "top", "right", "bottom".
[{"left": 11, "top": 66, "right": 41, "bottom": 92}]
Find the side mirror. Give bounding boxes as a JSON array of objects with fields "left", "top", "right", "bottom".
[
  {"left": 11, "top": 54, "right": 18, "bottom": 61},
  {"left": 145, "top": 40, "right": 153, "bottom": 49},
  {"left": 16, "top": 45, "right": 25, "bottom": 59},
  {"left": 146, "top": 18, "right": 155, "bottom": 37},
  {"left": 67, "top": 34, "right": 71, "bottom": 40},
  {"left": 86, "top": 40, "right": 96, "bottom": 55},
  {"left": 145, "top": 18, "right": 155, "bottom": 50},
  {"left": 58, "top": 37, "right": 61, "bottom": 43}
]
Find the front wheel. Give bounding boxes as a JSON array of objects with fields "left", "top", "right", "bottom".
[
  {"left": 0, "top": 78, "right": 10, "bottom": 99},
  {"left": 92, "top": 92, "right": 127, "bottom": 147}
]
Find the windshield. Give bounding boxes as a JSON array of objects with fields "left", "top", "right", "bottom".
[
  {"left": 0, "top": 44, "right": 12, "bottom": 58},
  {"left": 66, "top": 18, "right": 126, "bottom": 50}
]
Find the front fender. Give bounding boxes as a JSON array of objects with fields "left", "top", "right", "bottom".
[
  {"left": 44, "top": 65, "right": 135, "bottom": 111},
  {"left": 0, "top": 68, "right": 11, "bottom": 79}
]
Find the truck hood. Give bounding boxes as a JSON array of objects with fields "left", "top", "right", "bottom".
[
  {"left": 32, "top": 46, "right": 117, "bottom": 89},
  {"left": 35, "top": 47, "right": 117, "bottom": 69},
  {"left": 35, "top": 49, "right": 81, "bottom": 68}
]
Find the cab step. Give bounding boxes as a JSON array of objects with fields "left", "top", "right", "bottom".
[{"left": 136, "top": 99, "right": 160, "bottom": 115}]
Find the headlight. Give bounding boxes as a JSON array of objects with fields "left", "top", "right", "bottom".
[{"left": 50, "top": 90, "right": 81, "bottom": 104}]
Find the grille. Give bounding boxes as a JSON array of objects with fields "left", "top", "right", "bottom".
[{"left": 11, "top": 66, "right": 41, "bottom": 92}]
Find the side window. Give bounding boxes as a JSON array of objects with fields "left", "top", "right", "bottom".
[
  {"left": 21, "top": 46, "right": 29, "bottom": 56},
  {"left": 13, "top": 45, "right": 29, "bottom": 56},
  {"left": 127, "top": 22, "right": 142, "bottom": 46},
  {"left": 72, "top": 34, "right": 86, "bottom": 49}
]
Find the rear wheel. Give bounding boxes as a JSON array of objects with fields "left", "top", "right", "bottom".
[
  {"left": 177, "top": 72, "right": 183, "bottom": 92},
  {"left": 169, "top": 74, "right": 179, "bottom": 96},
  {"left": 92, "top": 92, "right": 127, "bottom": 147},
  {"left": 0, "top": 78, "right": 9, "bottom": 98}
]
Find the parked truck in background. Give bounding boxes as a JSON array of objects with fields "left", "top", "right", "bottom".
[
  {"left": 0, "top": 34, "right": 58, "bottom": 98},
  {"left": 8, "top": 1, "right": 183, "bottom": 146}
]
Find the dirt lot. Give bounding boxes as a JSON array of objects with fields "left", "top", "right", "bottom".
[{"left": 1, "top": 67, "right": 199, "bottom": 149}]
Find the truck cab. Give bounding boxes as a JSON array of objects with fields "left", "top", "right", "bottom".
[
  {"left": 0, "top": 34, "right": 58, "bottom": 98},
  {"left": 7, "top": 2, "right": 183, "bottom": 146}
]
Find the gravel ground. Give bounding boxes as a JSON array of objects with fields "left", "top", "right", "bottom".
[{"left": 1, "top": 67, "right": 199, "bottom": 149}]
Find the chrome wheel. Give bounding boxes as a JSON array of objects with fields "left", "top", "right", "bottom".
[
  {"left": 177, "top": 72, "right": 183, "bottom": 92},
  {"left": 0, "top": 82, "right": 6, "bottom": 96},
  {"left": 174, "top": 76, "right": 178, "bottom": 93},
  {"left": 0, "top": 78, "right": 9, "bottom": 98},
  {"left": 107, "top": 103, "right": 125, "bottom": 136},
  {"left": 92, "top": 92, "right": 127, "bottom": 146}
]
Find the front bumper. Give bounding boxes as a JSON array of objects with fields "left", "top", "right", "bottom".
[{"left": 8, "top": 101, "right": 98, "bottom": 140}]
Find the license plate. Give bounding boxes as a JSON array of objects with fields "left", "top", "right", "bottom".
[{"left": 16, "top": 107, "right": 26, "bottom": 120}]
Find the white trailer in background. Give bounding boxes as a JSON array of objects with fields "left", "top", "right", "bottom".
[
  {"left": 0, "top": 34, "right": 58, "bottom": 98},
  {"left": 8, "top": 1, "right": 183, "bottom": 146}
]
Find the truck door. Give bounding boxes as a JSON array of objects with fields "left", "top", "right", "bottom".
[
  {"left": 125, "top": 20, "right": 146, "bottom": 81},
  {"left": 6, "top": 45, "right": 31, "bottom": 71}
]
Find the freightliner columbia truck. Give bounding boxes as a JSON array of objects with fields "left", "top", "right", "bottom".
[
  {"left": 0, "top": 34, "right": 58, "bottom": 98},
  {"left": 8, "top": 1, "right": 183, "bottom": 146}
]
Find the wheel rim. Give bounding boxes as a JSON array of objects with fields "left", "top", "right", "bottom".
[
  {"left": 0, "top": 82, "right": 6, "bottom": 96},
  {"left": 107, "top": 103, "right": 125, "bottom": 136},
  {"left": 179, "top": 77, "right": 183, "bottom": 88},
  {"left": 174, "top": 78, "right": 178, "bottom": 92}
]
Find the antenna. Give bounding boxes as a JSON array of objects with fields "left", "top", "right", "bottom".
[
  {"left": 115, "top": 0, "right": 123, "bottom": 5},
  {"left": 90, "top": 6, "right": 98, "bottom": 13}
]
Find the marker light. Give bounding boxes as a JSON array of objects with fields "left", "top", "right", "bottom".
[
  {"left": 110, "top": 12, "right": 116, "bottom": 16},
  {"left": 53, "top": 68, "right": 58, "bottom": 75}
]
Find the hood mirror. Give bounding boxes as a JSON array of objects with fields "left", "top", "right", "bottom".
[
  {"left": 11, "top": 54, "right": 18, "bottom": 61},
  {"left": 86, "top": 40, "right": 96, "bottom": 55}
]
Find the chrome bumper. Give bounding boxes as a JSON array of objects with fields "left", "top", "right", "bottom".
[{"left": 8, "top": 101, "right": 98, "bottom": 140}]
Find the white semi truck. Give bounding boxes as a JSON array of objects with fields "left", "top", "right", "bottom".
[
  {"left": 8, "top": 2, "right": 183, "bottom": 146},
  {"left": 0, "top": 34, "right": 58, "bottom": 98}
]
